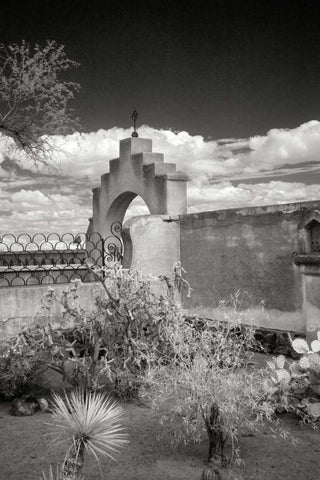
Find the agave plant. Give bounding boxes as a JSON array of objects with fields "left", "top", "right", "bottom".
[{"left": 49, "top": 389, "right": 129, "bottom": 480}]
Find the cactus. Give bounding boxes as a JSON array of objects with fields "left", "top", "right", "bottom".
[
  {"left": 291, "top": 332, "right": 320, "bottom": 379},
  {"left": 291, "top": 332, "right": 320, "bottom": 355},
  {"left": 267, "top": 355, "right": 291, "bottom": 387},
  {"left": 264, "top": 331, "right": 320, "bottom": 421}
]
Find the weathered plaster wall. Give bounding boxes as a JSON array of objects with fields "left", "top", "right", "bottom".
[
  {"left": 180, "top": 200, "right": 320, "bottom": 333},
  {"left": 0, "top": 282, "right": 104, "bottom": 339},
  {"left": 293, "top": 262, "right": 320, "bottom": 340},
  {"left": 302, "top": 274, "right": 320, "bottom": 339},
  {"left": 123, "top": 214, "right": 181, "bottom": 277}
]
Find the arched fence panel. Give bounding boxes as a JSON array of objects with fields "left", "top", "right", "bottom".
[{"left": 0, "top": 223, "right": 123, "bottom": 288}]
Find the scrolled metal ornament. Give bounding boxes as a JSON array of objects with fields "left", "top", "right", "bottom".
[{"left": 103, "top": 221, "right": 124, "bottom": 266}]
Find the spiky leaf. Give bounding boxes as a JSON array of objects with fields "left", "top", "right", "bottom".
[{"left": 50, "top": 389, "right": 129, "bottom": 464}]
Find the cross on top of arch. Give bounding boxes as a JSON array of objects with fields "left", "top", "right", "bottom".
[{"left": 90, "top": 136, "right": 188, "bottom": 236}]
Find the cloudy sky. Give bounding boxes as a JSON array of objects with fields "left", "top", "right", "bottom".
[{"left": 1, "top": 0, "right": 320, "bottom": 234}]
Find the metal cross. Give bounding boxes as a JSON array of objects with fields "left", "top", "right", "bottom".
[{"left": 131, "top": 109, "right": 138, "bottom": 137}]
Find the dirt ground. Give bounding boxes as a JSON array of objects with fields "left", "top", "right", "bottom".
[{"left": 0, "top": 360, "right": 320, "bottom": 480}]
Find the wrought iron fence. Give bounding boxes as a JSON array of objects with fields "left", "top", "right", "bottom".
[{"left": 0, "top": 222, "right": 123, "bottom": 288}]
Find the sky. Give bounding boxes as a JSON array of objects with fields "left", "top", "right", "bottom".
[{"left": 1, "top": 0, "right": 320, "bottom": 234}]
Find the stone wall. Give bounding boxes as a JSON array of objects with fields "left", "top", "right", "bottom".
[{"left": 180, "top": 200, "right": 320, "bottom": 334}]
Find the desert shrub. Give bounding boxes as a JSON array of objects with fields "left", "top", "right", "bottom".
[
  {"left": 141, "top": 363, "right": 276, "bottom": 464},
  {"left": 162, "top": 301, "right": 257, "bottom": 376},
  {"left": 139, "top": 313, "right": 283, "bottom": 465},
  {"left": 183, "top": 316, "right": 256, "bottom": 369},
  {"left": 0, "top": 330, "right": 47, "bottom": 399},
  {"left": 20, "top": 264, "right": 185, "bottom": 397},
  {"left": 4, "top": 266, "right": 258, "bottom": 410}
]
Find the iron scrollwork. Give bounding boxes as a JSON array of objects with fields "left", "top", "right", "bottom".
[
  {"left": 0, "top": 223, "right": 124, "bottom": 288},
  {"left": 103, "top": 221, "right": 124, "bottom": 265}
]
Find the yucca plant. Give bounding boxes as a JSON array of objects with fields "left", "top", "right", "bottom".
[
  {"left": 41, "top": 464, "right": 84, "bottom": 480},
  {"left": 48, "top": 389, "right": 129, "bottom": 480}
]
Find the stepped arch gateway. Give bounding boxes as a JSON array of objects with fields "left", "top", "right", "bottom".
[
  {"left": 89, "top": 136, "right": 188, "bottom": 236},
  {"left": 88, "top": 136, "right": 188, "bottom": 273}
]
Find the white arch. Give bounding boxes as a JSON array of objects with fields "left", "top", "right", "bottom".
[{"left": 90, "top": 136, "right": 188, "bottom": 237}]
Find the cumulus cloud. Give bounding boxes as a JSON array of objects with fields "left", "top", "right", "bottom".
[
  {"left": 123, "top": 178, "right": 320, "bottom": 220},
  {"left": 3, "top": 119, "right": 320, "bottom": 181},
  {"left": 248, "top": 121, "right": 320, "bottom": 169},
  {"left": 1, "top": 120, "right": 320, "bottom": 233},
  {"left": 0, "top": 188, "right": 91, "bottom": 233},
  {"left": 187, "top": 180, "right": 320, "bottom": 212}
]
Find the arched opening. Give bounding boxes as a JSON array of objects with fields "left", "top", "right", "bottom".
[
  {"left": 123, "top": 196, "right": 150, "bottom": 224},
  {"left": 122, "top": 196, "right": 150, "bottom": 269},
  {"left": 297, "top": 210, "right": 320, "bottom": 254},
  {"left": 104, "top": 192, "right": 151, "bottom": 268},
  {"left": 105, "top": 191, "right": 151, "bottom": 231}
]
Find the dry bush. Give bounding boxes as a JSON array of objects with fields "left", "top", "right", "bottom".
[
  {"left": 0, "top": 331, "right": 47, "bottom": 399},
  {"left": 139, "top": 314, "right": 284, "bottom": 465},
  {"left": 17, "top": 264, "right": 185, "bottom": 398}
]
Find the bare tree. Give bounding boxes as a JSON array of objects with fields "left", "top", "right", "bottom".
[{"left": 0, "top": 40, "right": 80, "bottom": 160}]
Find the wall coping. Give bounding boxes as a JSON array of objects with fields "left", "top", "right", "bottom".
[{"left": 179, "top": 199, "right": 320, "bottom": 223}]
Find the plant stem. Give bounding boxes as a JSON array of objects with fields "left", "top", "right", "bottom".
[
  {"left": 201, "top": 403, "right": 226, "bottom": 463},
  {"left": 60, "top": 441, "right": 85, "bottom": 480}
]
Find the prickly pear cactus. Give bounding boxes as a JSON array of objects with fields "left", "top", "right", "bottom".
[
  {"left": 292, "top": 333, "right": 320, "bottom": 355},
  {"left": 267, "top": 354, "right": 291, "bottom": 386},
  {"left": 264, "top": 332, "right": 320, "bottom": 421},
  {"left": 292, "top": 332, "right": 320, "bottom": 379},
  {"left": 290, "top": 332, "right": 320, "bottom": 420}
]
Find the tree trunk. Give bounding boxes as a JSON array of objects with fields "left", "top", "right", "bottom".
[
  {"left": 60, "top": 441, "right": 85, "bottom": 480},
  {"left": 201, "top": 403, "right": 226, "bottom": 464}
]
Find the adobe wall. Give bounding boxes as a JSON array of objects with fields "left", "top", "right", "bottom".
[
  {"left": 180, "top": 200, "right": 320, "bottom": 334},
  {"left": 0, "top": 282, "right": 104, "bottom": 339},
  {"left": 122, "top": 214, "right": 180, "bottom": 276}
]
